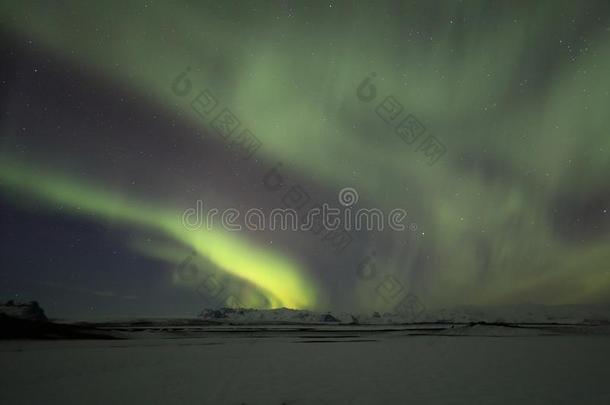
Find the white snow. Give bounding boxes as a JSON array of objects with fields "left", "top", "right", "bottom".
[
  {"left": 1, "top": 332, "right": 609, "bottom": 404},
  {"left": 197, "top": 305, "right": 610, "bottom": 325}
]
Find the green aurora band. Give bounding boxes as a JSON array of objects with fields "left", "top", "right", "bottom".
[
  {"left": 1, "top": 1, "right": 610, "bottom": 310},
  {"left": 0, "top": 159, "right": 318, "bottom": 309}
]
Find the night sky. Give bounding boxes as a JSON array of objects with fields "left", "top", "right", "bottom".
[{"left": 1, "top": 1, "right": 609, "bottom": 319}]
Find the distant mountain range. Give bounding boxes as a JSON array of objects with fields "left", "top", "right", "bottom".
[
  {"left": 198, "top": 305, "right": 610, "bottom": 325},
  {"left": 2, "top": 301, "right": 610, "bottom": 328},
  {"left": 0, "top": 300, "right": 47, "bottom": 322}
]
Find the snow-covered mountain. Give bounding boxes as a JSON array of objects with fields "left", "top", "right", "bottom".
[
  {"left": 198, "top": 305, "right": 610, "bottom": 325},
  {"left": 0, "top": 300, "right": 47, "bottom": 322},
  {"left": 199, "top": 308, "right": 354, "bottom": 324}
]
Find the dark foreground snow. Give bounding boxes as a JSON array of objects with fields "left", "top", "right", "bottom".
[{"left": 1, "top": 325, "right": 609, "bottom": 404}]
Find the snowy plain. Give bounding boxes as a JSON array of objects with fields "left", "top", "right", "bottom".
[{"left": 1, "top": 322, "right": 610, "bottom": 405}]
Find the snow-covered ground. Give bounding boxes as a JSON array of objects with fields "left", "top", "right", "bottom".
[
  {"left": 2, "top": 304, "right": 609, "bottom": 403},
  {"left": 1, "top": 326, "right": 609, "bottom": 404},
  {"left": 197, "top": 305, "right": 610, "bottom": 325}
]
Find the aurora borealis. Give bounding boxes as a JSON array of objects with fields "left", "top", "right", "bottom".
[{"left": 1, "top": 1, "right": 610, "bottom": 318}]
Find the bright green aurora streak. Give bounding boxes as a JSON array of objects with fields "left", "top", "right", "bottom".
[
  {"left": 1, "top": 1, "right": 610, "bottom": 311},
  {"left": 0, "top": 159, "right": 318, "bottom": 310}
]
